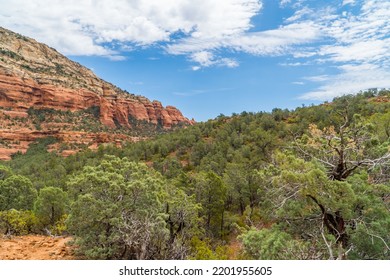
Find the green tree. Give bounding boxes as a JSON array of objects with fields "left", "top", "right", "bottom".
[
  {"left": 370, "top": 111, "right": 390, "bottom": 141},
  {"left": 34, "top": 186, "right": 69, "bottom": 228},
  {"left": 0, "top": 165, "right": 13, "bottom": 180},
  {"left": 0, "top": 209, "right": 38, "bottom": 235},
  {"left": 224, "top": 163, "right": 249, "bottom": 215},
  {"left": 67, "top": 156, "right": 198, "bottom": 259},
  {"left": 240, "top": 226, "right": 316, "bottom": 259},
  {"left": 292, "top": 109, "right": 390, "bottom": 257},
  {"left": 223, "top": 163, "right": 261, "bottom": 217},
  {"left": 164, "top": 186, "right": 202, "bottom": 259},
  {"left": 194, "top": 171, "right": 227, "bottom": 238},
  {"left": 0, "top": 175, "right": 37, "bottom": 211},
  {"left": 248, "top": 151, "right": 390, "bottom": 259}
]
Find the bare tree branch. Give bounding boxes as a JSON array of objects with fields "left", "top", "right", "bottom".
[{"left": 321, "top": 220, "right": 334, "bottom": 260}]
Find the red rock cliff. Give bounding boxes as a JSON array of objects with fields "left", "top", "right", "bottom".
[
  {"left": 0, "top": 26, "right": 194, "bottom": 159},
  {"left": 0, "top": 27, "right": 193, "bottom": 129}
]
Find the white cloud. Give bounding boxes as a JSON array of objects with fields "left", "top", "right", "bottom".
[
  {"left": 342, "top": 0, "right": 356, "bottom": 6},
  {"left": 304, "top": 75, "right": 330, "bottom": 82},
  {"left": 191, "top": 51, "right": 216, "bottom": 67},
  {"left": 190, "top": 51, "right": 239, "bottom": 70},
  {"left": 0, "top": 0, "right": 262, "bottom": 58},
  {"left": 280, "top": 61, "right": 311, "bottom": 67},
  {"left": 106, "top": 55, "right": 127, "bottom": 61},
  {"left": 319, "top": 39, "right": 390, "bottom": 64},
  {"left": 0, "top": 0, "right": 322, "bottom": 69},
  {"left": 173, "top": 87, "right": 234, "bottom": 96},
  {"left": 280, "top": 0, "right": 292, "bottom": 7},
  {"left": 231, "top": 22, "right": 322, "bottom": 55},
  {"left": 292, "top": 0, "right": 390, "bottom": 100},
  {"left": 300, "top": 64, "right": 390, "bottom": 100},
  {"left": 0, "top": 0, "right": 389, "bottom": 94},
  {"left": 220, "top": 58, "right": 239, "bottom": 68},
  {"left": 166, "top": 20, "right": 322, "bottom": 68},
  {"left": 285, "top": 6, "right": 313, "bottom": 23}
]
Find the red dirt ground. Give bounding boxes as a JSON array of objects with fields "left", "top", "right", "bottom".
[{"left": 0, "top": 235, "right": 75, "bottom": 260}]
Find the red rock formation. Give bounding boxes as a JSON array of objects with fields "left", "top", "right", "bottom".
[
  {"left": 0, "top": 26, "right": 194, "bottom": 160},
  {"left": 0, "top": 71, "right": 193, "bottom": 128}
]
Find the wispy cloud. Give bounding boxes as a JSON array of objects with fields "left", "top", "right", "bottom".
[
  {"left": 342, "top": 0, "right": 356, "bottom": 6},
  {"left": 189, "top": 51, "right": 239, "bottom": 69},
  {"left": 304, "top": 75, "right": 331, "bottom": 82},
  {"left": 190, "top": 51, "right": 215, "bottom": 68},
  {"left": 129, "top": 81, "right": 144, "bottom": 86},
  {"left": 0, "top": 0, "right": 389, "bottom": 97},
  {"left": 279, "top": 0, "right": 294, "bottom": 7},
  {"left": 297, "top": 0, "right": 390, "bottom": 100},
  {"left": 0, "top": 0, "right": 323, "bottom": 69},
  {"left": 107, "top": 55, "right": 127, "bottom": 61},
  {"left": 0, "top": 0, "right": 262, "bottom": 62},
  {"left": 167, "top": 20, "right": 322, "bottom": 69},
  {"left": 301, "top": 64, "right": 390, "bottom": 100},
  {"left": 173, "top": 87, "right": 234, "bottom": 96},
  {"left": 279, "top": 61, "right": 310, "bottom": 67}
]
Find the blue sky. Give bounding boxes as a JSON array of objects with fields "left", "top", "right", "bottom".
[{"left": 1, "top": 0, "right": 389, "bottom": 121}]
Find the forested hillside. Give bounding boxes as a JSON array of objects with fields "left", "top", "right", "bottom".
[{"left": 1, "top": 89, "right": 389, "bottom": 260}]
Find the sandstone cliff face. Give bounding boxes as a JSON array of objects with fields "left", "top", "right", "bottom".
[
  {"left": 0, "top": 27, "right": 194, "bottom": 159},
  {"left": 0, "top": 71, "right": 192, "bottom": 128},
  {"left": 0, "top": 27, "right": 193, "bottom": 128}
]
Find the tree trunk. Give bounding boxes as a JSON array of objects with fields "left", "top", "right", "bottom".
[{"left": 308, "top": 195, "right": 349, "bottom": 248}]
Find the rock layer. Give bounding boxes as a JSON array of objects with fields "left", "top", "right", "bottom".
[{"left": 0, "top": 71, "right": 192, "bottom": 128}]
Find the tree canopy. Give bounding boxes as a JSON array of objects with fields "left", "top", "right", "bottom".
[{"left": 2, "top": 90, "right": 389, "bottom": 259}]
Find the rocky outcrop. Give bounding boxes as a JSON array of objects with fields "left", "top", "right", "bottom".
[
  {"left": 0, "top": 71, "right": 193, "bottom": 128},
  {"left": 0, "top": 26, "right": 194, "bottom": 159},
  {"left": 0, "top": 26, "right": 194, "bottom": 128}
]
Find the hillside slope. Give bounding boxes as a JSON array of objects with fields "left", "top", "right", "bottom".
[
  {"left": 0, "top": 27, "right": 194, "bottom": 159},
  {"left": 2, "top": 90, "right": 389, "bottom": 260}
]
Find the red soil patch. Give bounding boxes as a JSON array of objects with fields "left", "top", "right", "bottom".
[{"left": 0, "top": 235, "right": 75, "bottom": 260}]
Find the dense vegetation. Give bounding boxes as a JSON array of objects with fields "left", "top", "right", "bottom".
[{"left": 1, "top": 89, "right": 389, "bottom": 260}]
